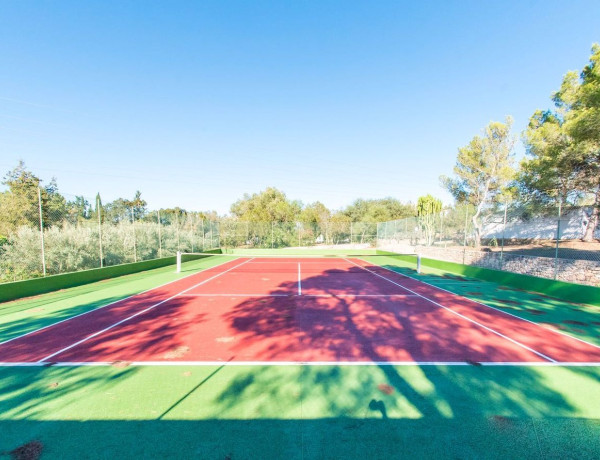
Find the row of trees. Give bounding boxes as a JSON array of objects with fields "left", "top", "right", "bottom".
[
  {"left": 442, "top": 44, "right": 600, "bottom": 245},
  {"left": 0, "top": 166, "right": 419, "bottom": 243}
]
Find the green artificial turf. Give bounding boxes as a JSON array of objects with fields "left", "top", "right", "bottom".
[{"left": 1, "top": 364, "right": 600, "bottom": 458}]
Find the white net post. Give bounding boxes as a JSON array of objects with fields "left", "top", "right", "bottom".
[{"left": 176, "top": 251, "right": 182, "bottom": 273}]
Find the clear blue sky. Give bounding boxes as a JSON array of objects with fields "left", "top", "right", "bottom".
[{"left": 1, "top": 1, "right": 599, "bottom": 214}]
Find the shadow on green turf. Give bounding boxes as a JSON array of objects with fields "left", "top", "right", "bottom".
[{"left": 376, "top": 261, "right": 600, "bottom": 347}]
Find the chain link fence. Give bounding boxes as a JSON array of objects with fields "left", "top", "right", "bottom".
[
  {"left": 218, "top": 220, "right": 378, "bottom": 250},
  {"left": 0, "top": 191, "right": 219, "bottom": 283},
  {"left": 377, "top": 205, "right": 600, "bottom": 287}
]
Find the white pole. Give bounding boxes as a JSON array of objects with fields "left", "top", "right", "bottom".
[
  {"left": 98, "top": 194, "right": 104, "bottom": 268},
  {"left": 157, "top": 210, "right": 162, "bottom": 258},
  {"left": 417, "top": 254, "right": 422, "bottom": 274},
  {"left": 38, "top": 187, "right": 47, "bottom": 276},
  {"left": 131, "top": 207, "right": 137, "bottom": 263},
  {"left": 176, "top": 251, "right": 182, "bottom": 273}
]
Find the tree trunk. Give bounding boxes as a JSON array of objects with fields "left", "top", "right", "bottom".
[
  {"left": 582, "top": 187, "right": 600, "bottom": 242},
  {"left": 471, "top": 214, "right": 482, "bottom": 248}
]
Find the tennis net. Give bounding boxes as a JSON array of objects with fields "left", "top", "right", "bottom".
[{"left": 175, "top": 250, "right": 416, "bottom": 273}]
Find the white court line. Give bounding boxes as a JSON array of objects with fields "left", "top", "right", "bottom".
[
  {"left": 345, "top": 258, "right": 557, "bottom": 363},
  {"left": 368, "top": 260, "right": 600, "bottom": 353},
  {"left": 302, "top": 294, "right": 419, "bottom": 298},
  {"left": 179, "top": 294, "right": 290, "bottom": 297},
  {"left": 0, "top": 256, "right": 247, "bottom": 348},
  {"left": 177, "top": 293, "right": 419, "bottom": 298},
  {"left": 2, "top": 360, "right": 600, "bottom": 367},
  {"left": 38, "top": 258, "right": 255, "bottom": 363},
  {"left": 298, "top": 263, "right": 302, "bottom": 295}
]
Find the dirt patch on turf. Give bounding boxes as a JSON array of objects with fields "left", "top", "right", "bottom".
[
  {"left": 591, "top": 322, "right": 600, "bottom": 326},
  {"left": 443, "top": 275, "right": 472, "bottom": 281},
  {"left": 48, "top": 382, "right": 59, "bottom": 389},
  {"left": 489, "top": 415, "right": 513, "bottom": 430},
  {"left": 498, "top": 299, "right": 521, "bottom": 306},
  {"left": 7, "top": 440, "right": 43, "bottom": 460},
  {"left": 563, "top": 320, "right": 587, "bottom": 326},
  {"left": 164, "top": 346, "right": 190, "bottom": 359},
  {"left": 182, "top": 371, "right": 192, "bottom": 377},
  {"left": 465, "top": 291, "right": 484, "bottom": 296},
  {"left": 526, "top": 309, "right": 545, "bottom": 315},
  {"left": 377, "top": 383, "right": 395, "bottom": 395},
  {"left": 111, "top": 361, "right": 131, "bottom": 368},
  {"left": 498, "top": 286, "right": 526, "bottom": 292}
]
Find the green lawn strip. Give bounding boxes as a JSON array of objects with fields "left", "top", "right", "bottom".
[
  {"left": 0, "top": 364, "right": 599, "bottom": 458},
  {"left": 365, "top": 255, "right": 600, "bottom": 347},
  {"left": 0, "top": 256, "right": 236, "bottom": 343}
]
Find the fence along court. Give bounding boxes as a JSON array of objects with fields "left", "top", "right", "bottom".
[{"left": 376, "top": 205, "right": 600, "bottom": 286}]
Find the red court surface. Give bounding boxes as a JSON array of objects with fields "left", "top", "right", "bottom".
[{"left": 1, "top": 257, "right": 600, "bottom": 365}]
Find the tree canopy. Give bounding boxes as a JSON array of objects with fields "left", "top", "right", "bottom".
[
  {"left": 441, "top": 117, "right": 516, "bottom": 246},
  {"left": 520, "top": 44, "right": 600, "bottom": 241}
]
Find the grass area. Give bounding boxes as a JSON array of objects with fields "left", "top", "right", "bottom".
[
  {"left": 364, "top": 254, "right": 600, "bottom": 347},
  {"left": 1, "top": 364, "right": 600, "bottom": 458}
]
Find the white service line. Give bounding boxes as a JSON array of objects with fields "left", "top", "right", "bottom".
[
  {"left": 345, "top": 258, "right": 557, "bottom": 363},
  {"left": 0, "top": 256, "right": 246, "bottom": 348},
  {"left": 2, "top": 360, "right": 599, "bottom": 367},
  {"left": 38, "top": 258, "right": 255, "bottom": 363},
  {"left": 366, "top": 259, "right": 600, "bottom": 353},
  {"left": 178, "top": 293, "right": 290, "bottom": 297},
  {"left": 302, "top": 294, "right": 419, "bottom": 298},
  {"left": 298, "top": 263, "right": 302, "bottom": 296}
]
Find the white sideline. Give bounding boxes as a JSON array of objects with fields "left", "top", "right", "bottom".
[
  {"left": 0, "top": 256, "right": 246, "bottom": 348},
  {"left": 345, "top": 258, "right": 557, "bottom": 363},
  {"left": 367, "top": 259, "right": 600, "bottom": 352},
  {"left": 38, "top": 258, "right": 255, "bottom": 363},
  {"left": 1, "top": 360, "right": 600, "bottom": 367}
]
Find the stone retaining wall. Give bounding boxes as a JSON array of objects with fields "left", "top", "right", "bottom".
[{"left": 377, "top": 239, "right": 600, "bottom": 287}]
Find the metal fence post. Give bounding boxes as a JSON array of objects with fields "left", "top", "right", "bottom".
[
  {"left": 97, "top": 194, "right": 104, "bottom": 267},
  {"left": 500, "top": 202, "right": 507, "bottom": 270},
  {"left": 37, "top": 187, "right": 47, "bottom": 276},
  {"left": 157, "top": 210, "right": 162, "bottom": 258},
  {"left": 131, "top": 207, "right": 137, "bottom": 263},
  {"left": 463, "top": 208, "right": 469, "bottom": 265},
  {"left": 554, "top": 201, "right": 562, "bottom": 280}
]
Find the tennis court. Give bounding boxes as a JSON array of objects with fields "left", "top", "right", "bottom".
[
  {"left": 2, "top": 252, "right": 600, "bottom": 458},
  {"left": 1, "top": 254, "right": 599, "bottom": 366}
]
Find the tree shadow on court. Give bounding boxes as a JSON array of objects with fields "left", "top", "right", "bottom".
[
  {"left": 377, "top": 261, "right": 600, "bottom": 347},
  {"left": 216, "top": 266, "right": 585, "bottom": 422}
]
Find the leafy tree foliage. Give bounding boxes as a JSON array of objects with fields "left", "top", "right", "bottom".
[
  {"left": 441, "top": 117, "right": 515, "bottom": 246},
  {"left": 521, "top": 44, "right": 600, "bottom": 241},
  {"left": 417, "top": 195, "right": 442, "bottom": 246},
  {"left": 343, "top": 198, "right": 414, "bottom": 222},
  {"left": 230, "top": 187, "right": 301, "bottom": 222},
  {"left": 0, "top": 161, "right": 67, "bottom": 235}
]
